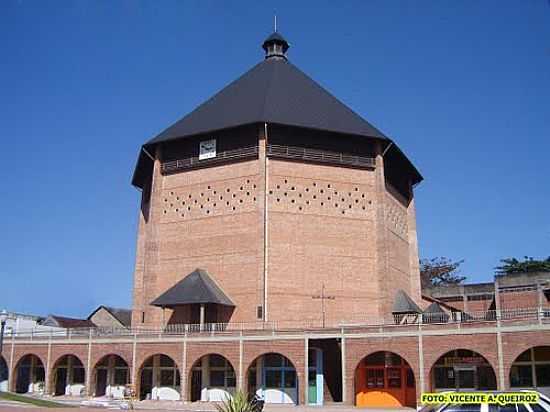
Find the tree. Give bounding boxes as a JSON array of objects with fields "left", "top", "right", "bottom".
[
  {"left": 420, "top": 257, "right": 467, "bottom": 289},
  {"left": 495, "top": 256, "right": 550, "bottom": 275}
]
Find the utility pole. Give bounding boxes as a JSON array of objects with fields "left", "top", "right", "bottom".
[{"left": 312, "top": 283, "right": 335, "bottom": 328}]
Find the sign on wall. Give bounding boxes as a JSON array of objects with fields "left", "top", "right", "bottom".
[{"left": 199, "top": 139, "right": 217, "bottom": 160}]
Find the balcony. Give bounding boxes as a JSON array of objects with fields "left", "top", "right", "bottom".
[
  {"left": 267, "top": 144, "right": 376, "bottom": 169},
  {"left": 6, "top": 306, "right": 550, "bottom": 343},
  {"left": 162, "top": 145, "right": 259, "bottom": 175}
]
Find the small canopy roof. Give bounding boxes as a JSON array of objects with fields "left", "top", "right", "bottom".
[
  {"left": 423, "top": 302, "right": 447, "bottom": 315},
  {"left": 151, "top": 268, "right": 234, "bottom": 308},
  {"left": 392, "top": 290, "right": 422, "bottom": 314}
]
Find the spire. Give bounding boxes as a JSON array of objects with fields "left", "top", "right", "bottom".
[{"left": 262, "top": 31, "right": 289, "bottom": 60}]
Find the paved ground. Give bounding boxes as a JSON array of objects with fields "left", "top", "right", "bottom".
[
  {"left": 0, "top": 406, "right": 414, "bottom": 412},
  {"left": 0, "top": 395, "right": 416, "bottom": 412}
]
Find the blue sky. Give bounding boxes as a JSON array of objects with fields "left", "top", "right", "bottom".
[{"left": 1, "top": 1, "right": 549, "bottom": 318}]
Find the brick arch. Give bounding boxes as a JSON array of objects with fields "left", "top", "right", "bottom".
[
  {"left": 12, "top": 353, "right": 47, "bottom": 373},
  {"left": 345, "top": 337, "right": 421, "bottom": 404},
  {"left": 186, "top": 352, "right": 238, "bottom": 401},
  {"left": 10, "top": 353, "right": 48, "bottom": 392},
  {"left": 188, "top": 352, "right": 237, "bottom": 373},
  {"left": 427, "top": 347, "right": 498, "bottom": 374},
  {"left": 135, "top": 350, "right": 182, "bottom": 400},
  {"left": 243, "top": 342, "right": 305, "bottom": 404},
  {"left": 48, "top": 353, "right": 87, "bottom": 396},
  {"left": 502, "top": 330, "right": 550, "bottom": 388},
  {"left": 91, "top": 353, "right": 131, "bottom": 370},
  {"left": 426, "top": 347, "right": 498, "bottom": 392},
  {"left": 351, "top": 349, "right": 418, "bottom": 377},
  {"left": 51, "top": 353, "right": 86, "bottom": 369},
  {"left": 422, "top": 334, "right": 500, "bottom": 388}
]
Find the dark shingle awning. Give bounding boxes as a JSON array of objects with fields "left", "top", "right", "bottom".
[
  {"left": 392, "top": 290, "right": 422, "bottom": 314},
  {"left": 151, "top": 269, "right": 234, "bottom": 308}
]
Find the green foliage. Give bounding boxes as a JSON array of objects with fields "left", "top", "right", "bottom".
[
  {"left": 420, "top": 257, "right": 467, "bottom": 289},
  {"left": 215, "top": 390, "right": 255, "bottom": 412},
  {"left": 495, "top": 256, "right": 550, "bottom": 275}
]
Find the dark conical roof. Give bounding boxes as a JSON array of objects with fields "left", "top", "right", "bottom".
[
  {"left": 131, "top": 35, "right": 422, "bottom": 188},
  {"left": 147, "top": 58, "right": 386, "bottom": 145},
  {"left": 151, "top": 268, "right": 234, "bottom": 307}
]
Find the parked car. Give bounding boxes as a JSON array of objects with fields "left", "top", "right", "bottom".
[{"left": 419, "top": 391, "right": 550, "bottom": 412}]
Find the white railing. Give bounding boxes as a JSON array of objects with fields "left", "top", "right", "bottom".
[{"left": 8, "top": 306, "right": 550, "bottom": 340}]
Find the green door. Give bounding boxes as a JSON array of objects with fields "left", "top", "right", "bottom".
[{"left": 308, "top": 369, "right": 317, "bottom": 404}]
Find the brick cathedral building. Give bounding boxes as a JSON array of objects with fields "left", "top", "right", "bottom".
[{"left": 2, "top": 32, "right": 550, "bottom": 408}]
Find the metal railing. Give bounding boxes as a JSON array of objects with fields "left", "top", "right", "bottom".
[
  {"left": 162, "top": 146, "right": 259, "bottom": 174},
  {"left": 267, "top": 144, "right": 376, "bottom": 169},
  {"left": 7, "top": 306, "right": 550, "bottom": 341}
]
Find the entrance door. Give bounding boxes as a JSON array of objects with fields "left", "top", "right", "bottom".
[
  {"left": 96, "top": 369, "right": 108, "bottom": 397},
  {"left": 191, "top": 370, "right": 202, "bottom": 401},
  {"left": 140, "top": 369, "right": 153, "bottom": 400},
  {"left": 308, "top": 348, "right": 323, "bottom": 405},
  {"left": 55, "top": 368, "right": 67, "bottom": 396},
  {"left": 456, "top": 367, "right": 476, "bottom": 390},
  {"left": 308, "top": 369, "right": 317, "bottom": 404}
]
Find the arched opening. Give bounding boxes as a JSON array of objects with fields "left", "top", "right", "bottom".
[
  {"left": 355, "top": 351, "right": 415, "bottom": 408},
  {"left": 0, "top": 356, "right": 8, "bottom": 392},
  {"left": 93, "top": 354, "right": 129, "bottom": 399},
  {"left": 15, "top": 354, "right": 45, "bottom": 394},
  {"left": 246, "top": 353, "right": 297, "bottom": 404},
  {"left": 138, "top": 354, "right": 180, "bottom": 401},
  {"left": 510, "top": 346, "right": 550, "bottom": 391},
  {"left": 51, "top": 354, "right": 86, "bottom": 396},
  {"left": 431, "top": 349, "right": 496, "bottom": 391},
  {"left": 308, "top": 347, "right": 324, "bottom": 405},
  {"left": 189, "top": 354, "right": 236, "bottom": 402}
]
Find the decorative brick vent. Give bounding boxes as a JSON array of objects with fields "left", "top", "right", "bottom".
[
  {"left": 161, "top": 176, "right": 259, "bottom": 221},
  {"left": 385, "top": 195, "right": 409, "bottom": 239},
  {"left": 268, "top": 176, "right": 375, "bottom": 219}
]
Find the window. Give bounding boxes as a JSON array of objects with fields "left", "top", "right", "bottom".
[
  {"left": 535, "top": 365, "right": 550, "bottom": 386},
  {"left": 264, "top": 354, "right": 282, "bottom": 368},
  {"left": 160, "top": 370, "right": 175, "bottom": 386},
  {"left": 73, "top": 367, "right": 85, "bottom": 384},
  {"left": 367, "top": 369, "right": 384, "bottom": 389},
  {"left": 510, "top": 365, "right": 533, "bottom": 387},
  {"left": 159, "top": 355, "right": 174, "bottom": 367},
  {"left": 114, "top": 369, "right": 127, "bottom": 385},
  {"left": 265, "top": 370, "right": 282, "bottom": 388},
  {"left": 211, "top": 370, "right": 226, "bottom": 387},
  {"left": 434, "top": 367, "right": 455, "bottom": 389},
  {"left": 283, "top": 370, "right": 296, "bottom": 388},
  {"left": 387, "top": 368, "right": 402, "bottom": 388}
]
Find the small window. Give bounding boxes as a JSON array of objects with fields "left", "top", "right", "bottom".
[
  {"left": 257, "top": 306, "right": 263, "bottom": 319},
  {"left": 114, "top": 369, "right": 127, "bottom": 385}
]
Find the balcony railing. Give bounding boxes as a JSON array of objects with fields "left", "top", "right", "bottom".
[
  {"left": 162, "top": 146, "right": 259, "bottom": 174},
  {"left": 267, "top": 144, "right": 376, "bottom": 169},
  {"left": 6, "top": 306, "right": 550, "bottom": 341}
]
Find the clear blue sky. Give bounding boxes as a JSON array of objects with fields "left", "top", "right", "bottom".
[{"left": 1, "top": 1, "right": 549, "bottom": 318}]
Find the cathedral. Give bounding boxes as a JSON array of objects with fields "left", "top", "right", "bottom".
[{"left": 2, "top": 32, "right": 549, "bottom": 408}]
